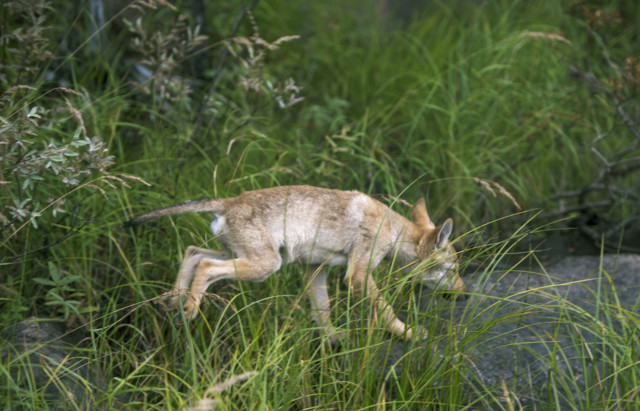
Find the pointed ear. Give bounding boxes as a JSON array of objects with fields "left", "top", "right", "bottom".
[
  {"left": 412, "top": 198, "right": 435, "bottom": 229},
  {"left": 435, "top": 218, "right": 453, "bottom": 249}
]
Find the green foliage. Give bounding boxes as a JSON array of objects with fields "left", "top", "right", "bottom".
[
  {"left": 32, "top": 262, "right": 98, "bottom": 320},
  {"left": 0, "top": 1, "right": 129, "bottom": 239}
]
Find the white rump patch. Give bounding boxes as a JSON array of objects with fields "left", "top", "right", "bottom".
[{"left": 210, "top": 213, "right": 225, "bottom": 235}]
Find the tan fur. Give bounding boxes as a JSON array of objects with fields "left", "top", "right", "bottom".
[{"left": 126, "top": 185, "right": 466, "bottom": 343}]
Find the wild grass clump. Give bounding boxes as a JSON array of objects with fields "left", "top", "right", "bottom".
[{"left": 1, "top": 0, "right": 639, "bottom": 409}]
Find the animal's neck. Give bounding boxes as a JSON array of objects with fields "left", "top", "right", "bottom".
[{"left": 387, "top": 209, "right": 421, "bottom": 266}]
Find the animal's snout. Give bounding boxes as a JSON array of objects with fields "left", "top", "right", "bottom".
[{"left": 442, "top": 274, "right": 467, "bottom": 300}]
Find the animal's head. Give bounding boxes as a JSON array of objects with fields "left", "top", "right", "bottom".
[{"left": 409, "top": 198, "right": 467, "bottom": 299}]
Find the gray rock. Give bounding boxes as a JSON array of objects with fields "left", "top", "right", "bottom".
[
  {"left": 381, "top": 254, "right": 640, "bottom": 408},
  {"left": 463, "top": 254, "right": 639, "bottom": 407},
  {"left": 1, "top": 317, "right": 108, "bottom": 409}
]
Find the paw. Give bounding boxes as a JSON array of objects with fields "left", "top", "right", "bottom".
[
  {"left": 407, "top": 325, "right": 429, "bottom": 342},
  {"left": 172, "top": 311, "right": 185, "bottom": 326},
  {"left": 170, "top": 304, "right": 199, "bottom": 325},
  {"left": 156, "top": 292, "right": 173, "bottom": 313},
  {"left": 157, "top": 290, "right": 185, "bottom": 311},
  {"left": 156, "top": 290, "right": 196, "bottom": 325}
]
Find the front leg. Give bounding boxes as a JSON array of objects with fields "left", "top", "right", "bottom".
[
  {"left": 346, "top": 259, "right": 418, "bottom": 340},
  {"left": 306, "top": 265, "right": 343, "bottom": 345}
]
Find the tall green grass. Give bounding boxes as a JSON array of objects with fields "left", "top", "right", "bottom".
[
  {"left": 7, "top": 217, "right": 639, "bottom": 409},
  {"left": 2, "top": 0, "right": 639, "bottom": 409}
]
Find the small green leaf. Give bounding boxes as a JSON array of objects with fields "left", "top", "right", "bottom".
[
  {"left": 48, "top": 262, "right": 60, "bottom": 282},
  {"left": 33, "top": 277, "right": 56, "bottom": 286}
]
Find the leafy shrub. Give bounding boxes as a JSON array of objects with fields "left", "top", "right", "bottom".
[{"left": 0, "top": 1, "right": 137, "bottom": 251}]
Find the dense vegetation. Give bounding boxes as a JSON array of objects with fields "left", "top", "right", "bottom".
[{"left": 1, "top": 0, "right": 639, "bottom": 408}]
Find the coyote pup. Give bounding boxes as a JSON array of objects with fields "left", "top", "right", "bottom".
[{"left": 126, "top": 185, "right": 466, "bottom": 342}]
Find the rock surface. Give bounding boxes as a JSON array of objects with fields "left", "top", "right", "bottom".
[
  {"left": 0, "top": 318, "right": 108, "bottom": 409},
  {"left": 387, "top": 254, "right": 640, "bottom": 408}
]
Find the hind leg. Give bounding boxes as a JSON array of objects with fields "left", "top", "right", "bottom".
[
  {"left": 181, "top": 251, "right": 281, "bottom": 320},
  {"left": 165, "top": 246, "right": 231, "bottom": 307}
]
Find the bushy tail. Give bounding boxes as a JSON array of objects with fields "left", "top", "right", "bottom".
[{"left": 124, "top": 198, "right": 225, "bottom": 227}]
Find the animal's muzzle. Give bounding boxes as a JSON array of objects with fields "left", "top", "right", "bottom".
[{"left": 442, "top": 274, "right": 467, "bottom": 300}]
